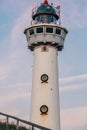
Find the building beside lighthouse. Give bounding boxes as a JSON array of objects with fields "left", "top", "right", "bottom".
[{"left": 24, "top": 0, "right": 68, "bottom": 129}]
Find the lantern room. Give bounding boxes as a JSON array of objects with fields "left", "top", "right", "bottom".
[{"left": 32, "top": 0, "right": 59, "bottom": 24}]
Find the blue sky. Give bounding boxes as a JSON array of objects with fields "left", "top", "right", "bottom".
[{"left": 0, "top": 0, "right": 87, "bottom": 130}]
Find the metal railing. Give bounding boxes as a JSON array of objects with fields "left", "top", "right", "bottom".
[{"left": 0, "top": 112, "right": 51, "bottom": 130}]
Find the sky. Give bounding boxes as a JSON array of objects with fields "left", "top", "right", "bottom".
[{"left": 0, "top": 0, "right": 87, "bottom": 130}]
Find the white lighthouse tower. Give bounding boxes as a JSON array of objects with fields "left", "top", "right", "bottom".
[{"left": 24, "top": 0, "right": 68, "bottom": 129}]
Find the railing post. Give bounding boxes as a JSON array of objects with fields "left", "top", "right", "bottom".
[
  {"left": 6, "top": 116, "right": 9, "bottom": 130},
  {"left": 16, "top": 119, "right": 19, "bottom": 130},
  {"left": 32, "top": 125, "right": 34, "bottom": 130}
]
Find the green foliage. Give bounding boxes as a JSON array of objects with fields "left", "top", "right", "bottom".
[{"left": 0, "top": 122, "right": 28, "bottom": 130}]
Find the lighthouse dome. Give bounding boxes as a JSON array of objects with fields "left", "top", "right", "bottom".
[{"left": 32, "top": 0, "right": 59, "bottom": 23}]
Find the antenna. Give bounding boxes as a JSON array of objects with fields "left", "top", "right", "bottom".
[
  {"left": 32, "top": 0, "right": 35, "bottom": 8},
  {"left": 33, "top": 0, "right": 38, "bottom": 7},
  {"left": 55, "top": 0, "right": 61, "bottom": 25},
  {"left": 59, "top": 0, "right": 61, "bottom": 25}
]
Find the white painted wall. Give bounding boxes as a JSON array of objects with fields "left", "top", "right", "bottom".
[{"left": 30, "top": 45, "right": 60, "bottom": 130}]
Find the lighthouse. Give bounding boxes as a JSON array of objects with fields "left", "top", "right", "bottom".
[{"left": 24, "top": 0, "right": 68, "bottom": 129}]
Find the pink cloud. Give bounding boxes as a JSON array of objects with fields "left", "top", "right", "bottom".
[{"left": 61, "top": 106, "right": 87, "bottom": 130}]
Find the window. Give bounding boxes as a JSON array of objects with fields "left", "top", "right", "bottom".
[
  {"left": 36, "top": 27, "right": 43, "bottom": 33},
  {"left": 46, "top": 27, "right": 53, "bottom": 33},
  {"left": 56, "top": 28, "right": 61, "bottom": 35},
  {"left": 29, "top": 29, "right": 34, "bottom": 35}
]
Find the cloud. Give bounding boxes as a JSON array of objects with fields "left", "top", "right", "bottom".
[
  {"left": 0, "top": 75, "right": 8, "bottom": 81},
  {"left": 11, "top": 6, "right": 32, "bottom": 44},
  {"left": 7, "top": 82, "right": 31, "bottom": 89},
  {"left": 3, "top": 5, "right": 33, "bottom": 74},
  {"left": 59, "top": 74, "right": 87, "bottom": 84},
  {"left": 0, "top": 91, "right": 31, "bottom": 119},
  {"left": 0, "top": 66, "right": 12, "bottom": 81},
  {"left": 61, "top": 106, "right": 87, "bottom": 130},
  {"left": 59, "top": 74, "right": 87, "bottom": 130},
  {"left": 0, "top": 81, "right": 31, "bottom": 120},
  {"left": 60, "top": 83, "right": 87, "bottom": 92},
  {"left": 59, "top": 74, "right": 87, "bottom": 92},
  {"left": 0, "top": 56, "right": 23, "bottom": 81},
  {"left": 0, "top": 81, "right": 31, "bottom": 103},
  {"left": 0, "top": 92, "right": 29, "bottom": 104},
  {"left": 61, "top": 0, "right": 87, "bottom": 29}
]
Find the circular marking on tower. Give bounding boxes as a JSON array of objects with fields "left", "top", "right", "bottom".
[
  {"left": 40, "top": 105, "right": 48, "bottom": 114},
  {"left": 41, "top": 74, "right": 49, "bottom": 83}
]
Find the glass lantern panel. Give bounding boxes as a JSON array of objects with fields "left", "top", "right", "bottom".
[{"left": 35, "top": 15, "right": 57, "bottom": 23}]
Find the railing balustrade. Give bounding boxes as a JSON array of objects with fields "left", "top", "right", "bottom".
[{"left": 0, "top": 112, "right": 51, "bottom": 130}]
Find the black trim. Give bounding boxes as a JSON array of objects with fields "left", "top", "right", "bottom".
[
  {"left": 28, "top": 42, "right": 63, "bottom": 51},
  {"left": 40, "top": 105, "right": 48, "bottom": 114},
  {"left": 41, "top": 74, "right": 49, "bottom": 83}
]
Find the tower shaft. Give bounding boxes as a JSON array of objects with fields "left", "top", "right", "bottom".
[{"left": 30, "top": 46, "right": 60, "bottom": 130}]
